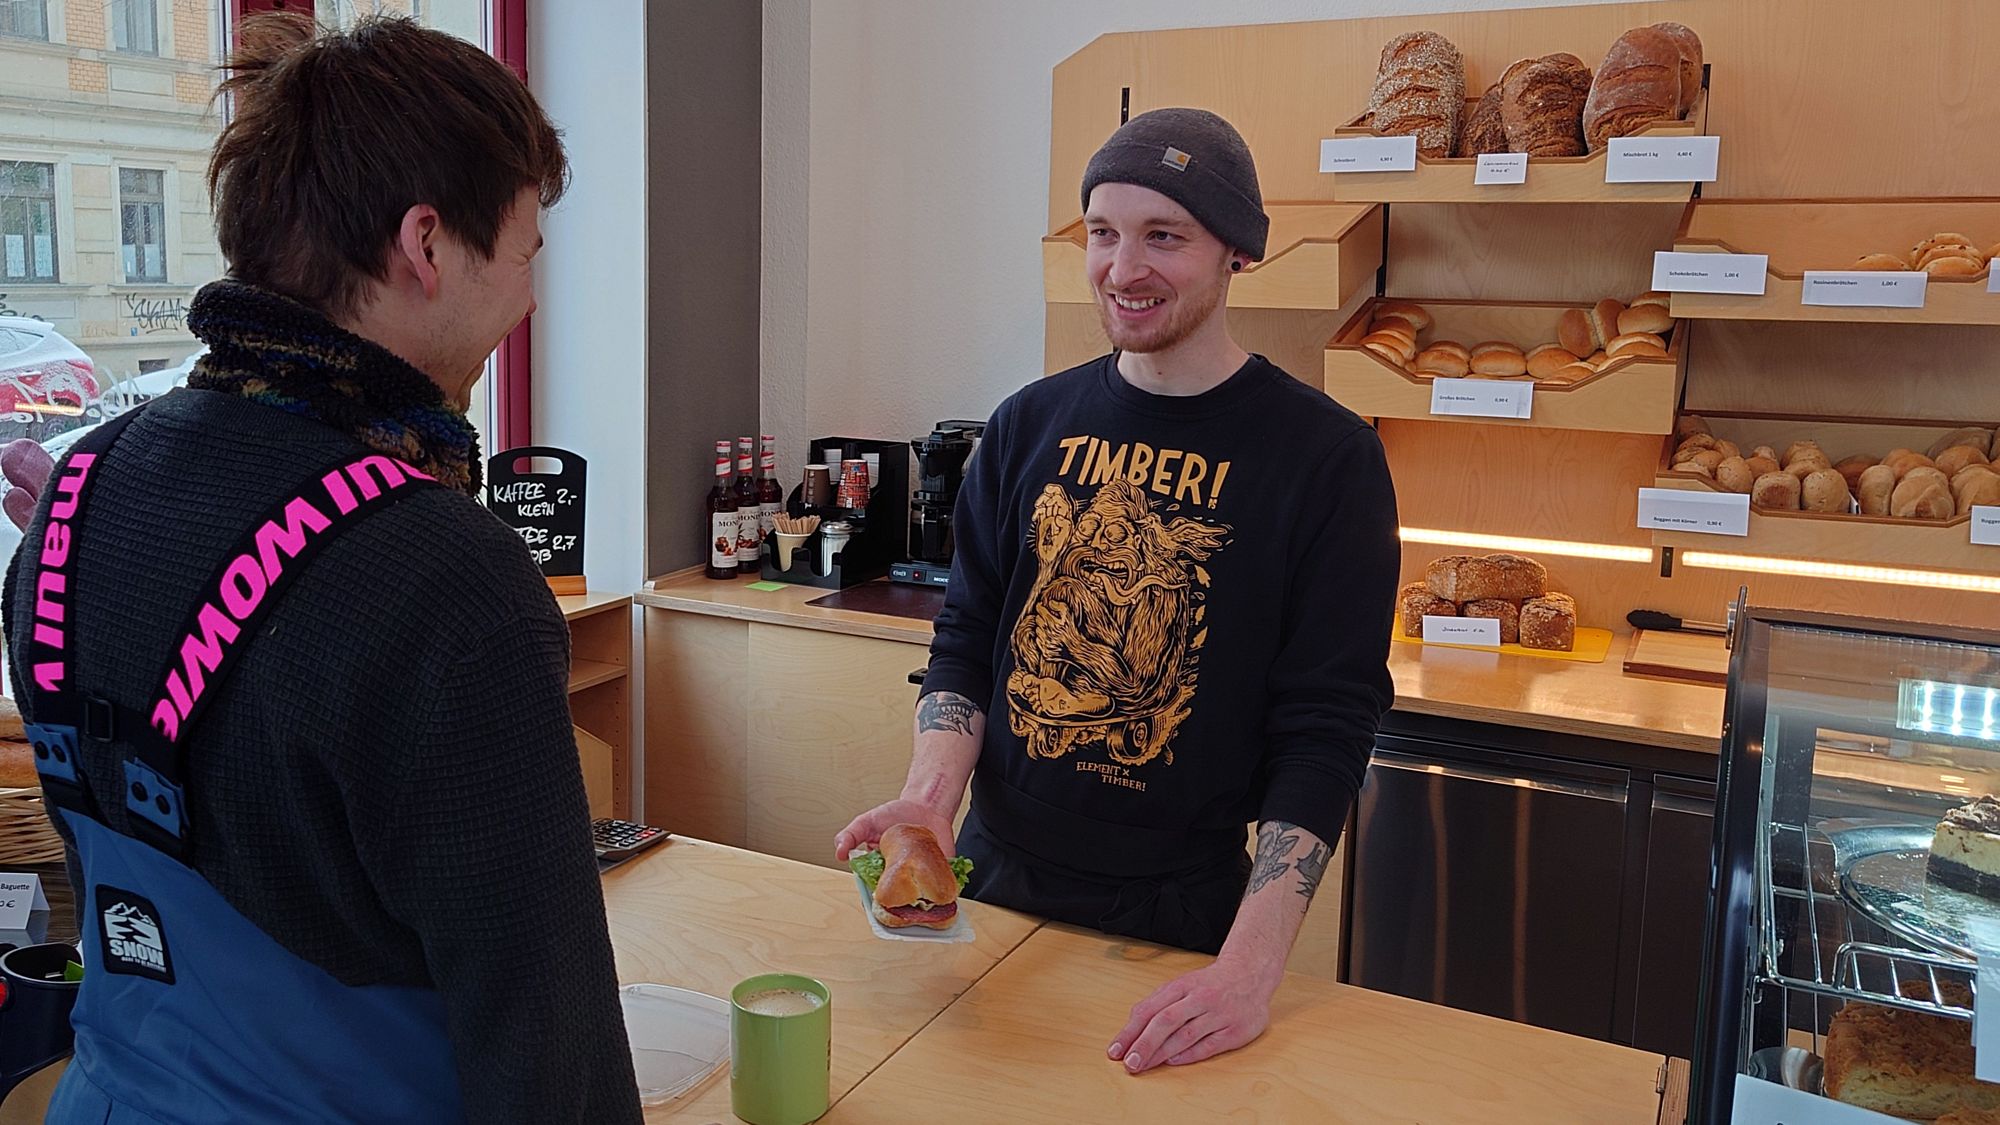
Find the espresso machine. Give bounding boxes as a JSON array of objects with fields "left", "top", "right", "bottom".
[{"left": 891, "top": 420, "right": 983, "bottom": 587}]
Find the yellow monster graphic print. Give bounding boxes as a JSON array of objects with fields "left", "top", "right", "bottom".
[{"left": 1006, "top": 475, "right": 1231, "bottom": 775}]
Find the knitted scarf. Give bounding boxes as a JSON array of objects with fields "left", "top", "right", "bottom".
[{"left": 184, "top": 280, "right": 482, "bottom": 494}]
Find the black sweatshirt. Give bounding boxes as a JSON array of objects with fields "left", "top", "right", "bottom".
[
  {"left": 924, "top": 354, "right": 1400, "bottom": 859},
  {"left": 2, "top": 390, "right": 640, "bottom": 1123}
]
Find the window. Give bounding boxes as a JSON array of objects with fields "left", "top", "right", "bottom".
[
  {"left": 112, "top": 0, "right": 159, "bottom": 55},
  {"left": 0, "top": 0, "right": 46, "bottom": 40},
  {"left": 119, "top": 168, "right": 167, "bottom": 283},
  {"left": 0, "top": 161, "right": 58, "bottom": 283}
]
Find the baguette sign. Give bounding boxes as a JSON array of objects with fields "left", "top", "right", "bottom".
[
  {"left": 0, "top": 873, "right": 48, "bottom": 929},
  {"left": 1604, "top": 135, "right": 1720, "bottom": 182},
  {"left": 1651, "top": 251, "right": 1769, "bottom": 295},
  {"left": 1801, "top": 271, "right": 1928, "bottom": 308},
  {"left": 1636, "top": 487, "right": 1751, "bottom": 537},
  {"left": 1319, "top": 135, "right": 1419, "bottom": 173}
]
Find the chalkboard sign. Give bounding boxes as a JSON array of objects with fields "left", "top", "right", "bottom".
[{"left": 486, "top": 446, "right": 586, "bottom": 593}]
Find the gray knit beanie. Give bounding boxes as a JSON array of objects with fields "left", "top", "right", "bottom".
[{"left": 1081, "top": 107, "right": 1269, "bottom": 261}]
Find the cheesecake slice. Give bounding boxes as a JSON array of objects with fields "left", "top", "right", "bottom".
[{"left": 1930, "top": 796, "right": 2000, "bottom": 899}]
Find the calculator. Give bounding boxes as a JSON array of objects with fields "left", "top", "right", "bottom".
[{"left": 591, "top": 818, "right": 670, "bottom": 862}]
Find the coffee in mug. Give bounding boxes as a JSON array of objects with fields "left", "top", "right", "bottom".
[{"left": 738, "top": 988, "right": 824, "bottom": 1017}]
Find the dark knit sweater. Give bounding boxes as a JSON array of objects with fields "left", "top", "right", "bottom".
[
  {"left": 924, "top": 354, "right": 1399, "bottom": 863},
  {"left": 3, "top": 395, "right": 639, "bottom": 1115}
]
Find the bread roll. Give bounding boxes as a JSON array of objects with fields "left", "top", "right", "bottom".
[
  {"left": 1424, "top": 553, "right": 1547, "bottom": 602},
  {"left": 1460, "top": 598, "right": 1521, "bottom": 644},
  {"left": 1468, "top": 346, "right": 1528, "bottom": 377},
  {"left": 1903, "top": 466, "right": 1951, "bottom": 495},
  {"left": 1582, "top": 26, "right": 1681, "bottom": 149},
  {"left": 1629, "top": 291, "right": 1670, "bottom": 310},
  {"left": 1676, "top": 432, "right": 1720, "bottom": 455},
  {"left": 1363, "top": 342, "right": 1407, "bottom": 366},
  {"left": 1499, "top": 54, "right": 1591, "bottom": 157},
  {"left": 1547, "top": 363, "right": 1597, "bottom": 384},
  {"left": 1648, "top": 21, "right": 1703, "bottom": 115},
  {"left": 1584, "top": 350, "right": 1610, "bottom": 370},
  {"left": 1457, "top": 82, "right": 1508, "bottom": 156},
  {"left": 1618, "top": 303, "right": 1674, "bottom": 335},
  {"left": 1399, "top": 582, "right": 1456, "bottom": 636},
  {"left": 1589, "top": 299, "right": 1624, "bottom": 349},
  {"left": 1752, "top": 472, "right": 1801, "bottom": 510},
  {"left": 1372, "top": 301, "right": 1432, "bottom": 332},
  {"left": 1415, "top": 347, "right": 1471, "bottom": 377},
  {"left": 1750, "top": 444, "right": 1777, "bottom": 462},
  {"left": 1926, "top": 254, "right": 1984, "bottom": 278},
  {"left": 1605, "top": 332, "right": 1668, "bottom": 358},
  {"left": 1368, "top": 318, "right": 1418, "bottom": 344},
  {"left": 1744, "top": 454, "right": 1780, "bottom": 478},
  {"left": 1427, "top": 340, "right": 1470, "bottom": 360},
  {"left": 1914, "top": 232, "right": 1977, "bottom": 257},
  {"left": 1857, "top": 464, "right": 1897, "bottom": 515},
  {"left": 1955, "top": 468, "right": 2000, "bottom": 515},
  {"left": 1833, "top": 455, "right": 1877, "bottom": 491},
  {"left": 1519, "top": 593, "right": 1577, "bottom": 652},
  {"left": 1852, "top": 253, "right": 1911, "bottom": 271},
  {"left": 1676, "top": 448, "right": 1725, "bottom": 474},
  {"left": 1891, "top": 479, "right": 1954, "bottom": 521},
  {"left": 1676, "top": 414, "right": 1711, "bottom": 439},
  {"left": 1362, "top": 332, "right": 1418, "bottom": 363},
  {"left": 1927, "top": 427, "right": 1995, "bottom": 460},
  {"left": 1801, "top": 469, "right": 1853, "bottom": 514},
  {"left": 1782, "top": 440, "right": 1824, "bottom": 466},
  {"left": 1557, "top": 309, "right": 1592, "bottom": 356},
  {"left": 1369, "top": 31, "right": 1466, "bottom": 159},
  {"left": 1885, "top": 451, "right": 1938, "bottom": 480},
  {"left": 1917, "top": 243, "right": 1983, "bottom": 269},
  {"left": 1678, "top": 460, "right": 1713, "bottom": 479},
  {"left": 1935, "top": 445, "right": 1991, "bottom": 478},
  {"left": 1714, "top": 439, "right": 1741, "bottom": 459},
  {"left": 1526, "top": 345, "right": 1580, "bottom": 380},
  {"left": 1785, "top": 452, "right": 1832, "bottom": 480},
  {"left": 1715, "top": 456, "right": 1757, "bottom": 494},
  {"left": 0, "top": 742, "right": 34, "bottom": 790}
]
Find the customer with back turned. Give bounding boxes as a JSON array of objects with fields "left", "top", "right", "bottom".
[
  {"left": 1, "top": 15, "right": 641, "bottom": 1122},
  {"left": 838, "top": 109, "right": 1400, "bottom": 1073}
]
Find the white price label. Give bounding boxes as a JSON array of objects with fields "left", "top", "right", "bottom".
[
  {"left": 1989, "top": 266, "right": 2000, "bottom": 294},
  {"left": 1802, "top": 271, "right": 1929, "bottom": 308},
  {"left": 1605, "top": 135, "right": 1719, "bottom": 182},
  {"left": 1319, "top": 135, "right": 1419, "bottom": 173},
  {"left": 1979, "top": 957, "right": 2000, "bottom": 1082},
  {"left": 0, "top": 874, "right": 48, "bottom": 930},
  {"left": 1638, "top": 487, "right": 1751, "bottom": 537},
  {"left": 1474, "top": 153, "right": 1528, "bottom": 185},
  {"left": 1652, "top": 251, "right": 1769, "bottom": 295},
  {"left": 1731, "top": 1073, "right": 1903, "bottom": 1123},
  {"left": 1421, "top": 615, "right": 1500, "bottom": 647},
  {"left": 1974, "top": 506, "right": 2000, "bottom": 547},
  {"left": 1428, "top": 377, "right": 1533, "bottom": 419}
]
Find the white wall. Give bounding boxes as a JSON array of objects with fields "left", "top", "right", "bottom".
[
  {"left": 762, "top": 0, "right": 1607, "bottom": 459},
  {"left": 529, "top": 0, "right": 646, "bottom": 595}
]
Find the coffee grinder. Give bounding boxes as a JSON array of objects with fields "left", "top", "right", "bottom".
[{"left": 892, "top": 420, "right": 983, "bottom": 587}]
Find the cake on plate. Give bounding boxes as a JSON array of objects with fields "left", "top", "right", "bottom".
[
  {"left": 1930, "top": 795, "right": 2000, "bottom": 898},
  {"left": 1823, "top": 982, "right": 2000, "bottom": 1118}
]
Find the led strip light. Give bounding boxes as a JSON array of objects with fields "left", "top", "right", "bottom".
[
  {"left": 1397, "top": 526, "right": 1653, "bottom": 563},
  {"left": 1679, "top": 551, "right": 2000, "bottom": 595}
]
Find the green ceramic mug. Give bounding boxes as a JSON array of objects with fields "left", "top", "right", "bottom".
[{"left": 730, "top": 973, "right": 832, "bottom": 1125}]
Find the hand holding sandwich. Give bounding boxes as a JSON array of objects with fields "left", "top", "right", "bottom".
[{"left": 849, "top": 823, "right": 973, "bottom": 931}]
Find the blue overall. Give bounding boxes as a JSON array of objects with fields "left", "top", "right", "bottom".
[{"left": 16, "top": 408, "right": 466, "bottom": 1123}]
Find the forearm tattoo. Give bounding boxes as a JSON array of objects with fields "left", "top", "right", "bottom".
[
  {"left": 1295, "top": 840, "right": 1331, "bottom": 902},
  {"left": 916, "top": 691, "right": 979, "bottom": 736},
  {"left": 1246, "top": 821, "right": 1301, "bottom": 895}
]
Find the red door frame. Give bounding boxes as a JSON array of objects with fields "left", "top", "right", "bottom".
[{"left": 225, "top": 0, "right": 536, "bottom": 451}]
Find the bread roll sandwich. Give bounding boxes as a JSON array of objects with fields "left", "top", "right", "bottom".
[{"left": 850, "top": 824, "right": 971, "bottom": 930}]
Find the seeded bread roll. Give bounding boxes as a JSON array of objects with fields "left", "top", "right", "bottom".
[
  {"left": 1648, "top": 21, "right": 1703, "bottom": 116},
  {"left": 1498, "top": 53, "right": 1592, "bottom": 157},
  {"left": 1782, "top": 440, "right": 1824, "bottom": 466},
  {"left": 1714, "top": 439, "right": 1741, "bottom": 459},
  {"left": 1369, "top": 31, "right": 1466, "bottom": 159},
  {"left": 1460, "top": 598, "right": 1521, "bottom": 644},
  {"left": 1457, "top": 82, "right": 1508, "bottom": 156},
  {"left": 1399, "top": 582, "right": 1456, "bottom": 636},
  {"left": 1750, "top": 444, "right": 1777, "bottom": 461},
  {"left": 1744, "top": 454, "right": 1780, "bottom": 478},
  {"left": 1857, "top": 464, "right": 1897, "bottom": 516},
  {"left": 1785, "top": 452, "right": 1833, "bottom": 480},
  {"left": 1676, "top": 448, "right": 1725, "bottom": 474},
  {"left": 1519, "top": 593, "right": 1577, "bottom": 651},
  {"left": 1424, "top": 552, "right": 1548, "bottom": 602},
  {"left": 1583, "top": 26, "right": 1681, "bottom": 149},
  {"left": 1753, "top": 472, "right": 1801, "bottom": 510},
  {"left": 1676, "top": 432, "right": 1720, "bottom": 455},
  {"left": 1715, "top": 456, "right": 1756, "bottom": 493},
  {"left": 1802, "top": 469, "right": 1853, "bottom": 514}
]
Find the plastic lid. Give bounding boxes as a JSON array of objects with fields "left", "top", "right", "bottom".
[{"left": 619, "top": 983, "right": 730, "bottom": 1106}]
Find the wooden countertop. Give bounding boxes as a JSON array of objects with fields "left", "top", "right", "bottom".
[
  {"left": 601, "top": 837, "right": 1041, "bottom": 1122},
  {"left": 638, "top": 568, "right": 1725, "bottom": 753},
  {"left": 558, "top": 589, "right": 632, "bottom": 623}
]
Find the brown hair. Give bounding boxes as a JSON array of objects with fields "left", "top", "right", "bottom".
[{"left": 208, "top": 14, "right": 568, "bottom": 318}]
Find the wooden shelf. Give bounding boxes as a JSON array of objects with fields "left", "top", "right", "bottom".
[
  {"left": 1327, "top": 88, "right": 1708, "bottom": 205},
  {"left": 1651, "top": 416, "right": 2000, "bottom": 575},
  {"left": 1668, "top": 198, "right": 2000, "bottom": 325},
  {"left": 1043, "top": 201, "right": 1383, "bottom": 312},
  {"left": 1323, "top": 297, "right": 1682, "bottom": 434},
  {"left": 568, "top": 658, "right": 628, "bottom": 694},
  {"left": 558, "top": 590, "right": 631, "bottom": 623}
]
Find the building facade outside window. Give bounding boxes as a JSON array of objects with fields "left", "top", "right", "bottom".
[
  {"left": 111, "top": 0, "right": 158, "bottom": 54},
  {"left": 0, "top": 160, "right": 58, "bottom": 283},
  {"left": 118, "top": 167, "right": 167, "bottom": 282},
  {"left": 0, "top": 0, "right": 47, "bottom": 40}
]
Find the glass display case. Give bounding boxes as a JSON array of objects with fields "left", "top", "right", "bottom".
[{"left": 1693, "top": 596, "right": 2000, "bottom": 1123}]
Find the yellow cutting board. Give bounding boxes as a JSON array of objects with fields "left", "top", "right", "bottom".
[{"left": 1393, "top": 616, "right": 1613, "bottom": 664}]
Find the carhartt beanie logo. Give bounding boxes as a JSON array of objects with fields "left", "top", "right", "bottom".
[{"left": 1081, "top": 107, "right": 1270, "bottom": 261}]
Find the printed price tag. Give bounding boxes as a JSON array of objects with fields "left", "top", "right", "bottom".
[
  {"left": 1421, "top": 615, "right": 1500, "bottom": 647},
  {"left": 1605, "top": 135, "right": 1720, "bottom": 182},
  {"left": 1989, "top": 266, "right": 2000, "bottom": 294},
  {"left": 1474, "top": 153, "right": 1528, "bottom": 185},
  {"left": 1801, "top": 271, "right": 1928, "bottom": 308},
  {"left": 1979, "top": 957, "right": 2000, "bottom": 1081},
  {"left": 1652, "top": 251, "right": 1769, "bottom": 295},
  {"left": 1973, "top": 506, "right": 2000, "bottom": 547},
  {"left": 1319, "top": 135, "right": 1419, "bottom": 173},
  {"left": 1731, "top": 1073, "right": 1903, "bottom": 1123},
  {"left": 0, "top": 874, "right": 49, "bottom": 930},
  {"left": 1637, "top": 487, "right": 1751, "bottom": 537},
  {"left": 1429, "top": 377, "right": 1533, "bottom": 419}
]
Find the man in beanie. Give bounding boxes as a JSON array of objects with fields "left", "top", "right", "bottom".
[{"left": 840, "top": 108, "right": 1399, "bottom": 1072}]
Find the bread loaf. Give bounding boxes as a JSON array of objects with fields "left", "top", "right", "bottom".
[
  {"left": 1955, "top": 468, "right": 2000, "bottom": 515},
  {"left": 1499, "top": 54, "right": 1591, "bottom": 157},
  {"left": 1715, "top": 456, "right": 1756, "bottom": 493},
  {"left": 1460, "top": 598, "right": 1521, "bottom": 644},
  {"left": 1582, "top": 26, "right": 1681, "bottom": 150},
  {"left": 1519, "top": 593, "right": 1577, "bottom": 652},
  {"left": 1557, "top": 308, "right": 1592, "bottom": 356},
  {"left": 1802, "top": 469, "right": 1853, "bottom": 514},
  {"left": 1936, "top": 445, "right": 1991, "bottom": 479},
  {"left": 1458, "top": 82, "right": 1508, "bottom": 156},
  {"left": 0, "top": 695, "right": 21, "bottom": 743},
  {"left": 1857, "top": 464, "right": 1897, "bottom": 516},
  {"left": 1424, "top": 552, "right": 1548, "bottom": 602},
  {"left": 1369, "top": 31, "right": 1466, "bottom": 159},
  {"left": 1399, "top": 582, "right": 1456, "bottom": 636},
  {"left": 1648, "top": 22, "right": 1703, "bottom": 116},
  {"left": 0, "top": 742, "right": 35, "bottom": 790},
  {"left": 1752, "top": 472, "right": 1801, "bottom": 510}
]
